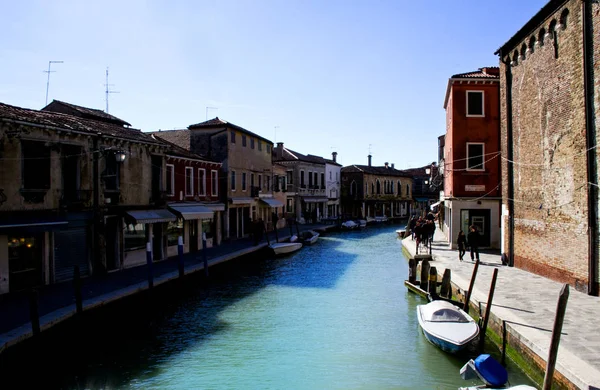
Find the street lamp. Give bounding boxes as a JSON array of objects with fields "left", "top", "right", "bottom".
[{"left": 115, "top": 150, "right": 127, "bottom": 162}]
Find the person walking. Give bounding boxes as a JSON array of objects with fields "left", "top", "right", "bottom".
[
  {"left": 467, "top": 225, "right": 480, "bottom": 261},
  {"left": 457, "top": 230, "right": 467, "bottom": 261}
]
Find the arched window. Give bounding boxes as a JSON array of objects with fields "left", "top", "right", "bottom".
[
  {"left": 350, "top": 180, "right": 357, "bottom": 196},
  {"left": 376, "top": 180, "right": 381, "bottom": 195},
  {"left": 528, "top": 36, "right": 536, "bottom": 54},
  {"left": 406, "top": 184, "right": 410, "bottom": 197},
  {"left": 398, "top": 180, "right": 401, "bottom": 195},
  {"left": 371, "top": 183, "right": 375, "bottom": 194},
  {"left": 391, "top": 181, "right": 394, "bottom": 194},
  {"left": 559, "top": 9, "right": 569, "bottom": 30},
  {"left": 520, "top": 44, "right": 527, "bottom": 60},
  {"left": 538, "top": 28, "right": 546, "bottom": 46},
  {"left": 512, "top": 50, "right": 519, "bottom": 66}
]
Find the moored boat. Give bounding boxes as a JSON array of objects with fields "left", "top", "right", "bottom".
[
  {"left": 417, "top": 300, "right": 479, "bottom": 354},
  {"left": 299, "top": 230, "right": 319, "bottom": 245},
  {"left": 270, "top": 242, "right": 303, "bottom": 256},
  {"left": 458, "top": 354, "right": 536, "bottom": 390}
]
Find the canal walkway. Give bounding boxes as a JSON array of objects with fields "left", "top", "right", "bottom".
[
  {"left": 401, "top": 229, "right": 600, "bottom": 390},
  {"left": 0, "top": 222, "right": 335, "bottom": 355}
]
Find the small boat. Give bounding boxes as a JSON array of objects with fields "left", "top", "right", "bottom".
[
  {"left": 459, "top": 354, "right": 536, "bottom": 390},
  {"left": 396, "top": 229, "right": 406, "bottom": 238},
  {"left": 270, "top": 241, "right": 303, "bottom": 256},
  {"left": 417, "top": 300, "right": 479, "bottom": 354},
  {"left": 356, "top": 219, "right": 367, "bottom": 229},
  {"left": 299, "top": 230, "right": 319, "bottom": 245},
  {"left": 341, "top": 220, "right": 358, "bottom": 230}
]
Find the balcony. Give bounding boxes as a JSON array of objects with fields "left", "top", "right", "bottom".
[
  {"left": 60, "top": 189, "right": 93, "bottom": 209},
  {"left": 20, "top": 188, "right": 48, "bottom": 204}
]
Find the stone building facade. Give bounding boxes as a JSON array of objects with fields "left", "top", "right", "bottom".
[{"left": 496, "top": 0, "right": 599, "bottom": 294}]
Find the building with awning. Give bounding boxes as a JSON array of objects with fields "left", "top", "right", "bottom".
[
  {"left": 125, "top": 209, "right": 177, "bottom": 224},
  {"left": 168, "top": 204, "right": 213, "bottom": 220},
  {"left": 260, "top": 198, "right": 285, "bottom": 208}
]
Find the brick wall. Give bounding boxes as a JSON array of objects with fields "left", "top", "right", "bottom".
[{"left": 499, "top": 0, "right": 590, "bottom": 292}]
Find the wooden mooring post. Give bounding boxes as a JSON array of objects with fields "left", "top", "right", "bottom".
[
  {"left": 501, "top": 320, "right": 507, "bottom": 366},
  {"left": 478, "top": 267, "right": 498, "bottom": 352},
  {"left": 542, "top": 284, "right": 570, "bottom": 390},
  {"left": 463, "top": 259, "right": 480, "bottom": 315},
  {"left": 440, "top": 269, "right": 452, "bottom": 299},
  {"left": 408, "top": 258, "right": 417, "bottom": 285},
  {"left": 428, "top": 267, "right": 438, "bottom": 299},
  {"left": 419, "top": 258, "right": 430, "bottom": 291}
]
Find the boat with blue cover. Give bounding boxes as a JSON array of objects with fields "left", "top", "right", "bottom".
[{"left": 458, "top": 354, "right": 536, "bottom": 390}]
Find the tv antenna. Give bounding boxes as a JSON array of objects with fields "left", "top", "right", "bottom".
[
  {"left": 104, "top": 67, "right": 119, "bottom": 113},
  {"left": 44, "top": 60, "right": 63, "bottom": 106},
  {"left": 206, "top": 106, "right": 218, "bottom": 120}
]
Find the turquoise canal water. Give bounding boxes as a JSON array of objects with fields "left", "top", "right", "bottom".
[{"left": 3, "top": 225, "right": 537, "bottom": 389}]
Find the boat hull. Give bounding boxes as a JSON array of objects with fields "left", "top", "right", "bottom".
[{"left": 271, "top": 242, "right": 303, "bottom": 255}]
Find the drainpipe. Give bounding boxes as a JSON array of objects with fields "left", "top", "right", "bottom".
[
  {"left": 582, "top": 0, "right": 599, "bottom": 296},
  {"left": 92, "top": 133, "right": 101, "bottom": 275},
  {"left": 501, "top": 55, "right": 515, "bottom": 267}
]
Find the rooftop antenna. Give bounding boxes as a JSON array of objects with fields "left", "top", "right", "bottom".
[
  {"left": 206, "top": 106, "right": 218, "bottom": 120},
  {"left": 104, "top": 67, "right": 119, "bottom": 113},
  {"left": 44, "top": 60, "right": 63, "bottom": 106}
]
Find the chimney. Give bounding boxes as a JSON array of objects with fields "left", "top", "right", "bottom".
[
  {"left": 368, "top": 154, "right": 372, "bottom": 166},
  {"left": 332, "top": 151, "right": 337, "bottom": 163},
  {"left": 391, "top": 163, "right": 395, "bottom": 169},
  {"left": 276, "top": 142, "right": 284, "bottom": 158},
  {"left": 384, "top": 162, "right": 389, "bottom": 169}
]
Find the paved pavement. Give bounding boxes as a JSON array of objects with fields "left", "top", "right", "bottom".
[
  {"left": 402, "top": 229, "right": 600, "bottom": 390},
  {"left": 0, "top": 222, "right": 334, "bottom": 354}
]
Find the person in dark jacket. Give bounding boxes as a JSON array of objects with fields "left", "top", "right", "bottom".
[
  {"left": 457, "top": 230, "right": 467, "bottom": 261},
  {"left": 467, "top": 225, "right": 480, "bottom": 261}
]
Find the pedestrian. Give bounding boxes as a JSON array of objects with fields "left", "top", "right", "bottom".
[
  {"left": 409, "top": 216, "right": 417, "bottom": 240},
  {"left": 457, "top": 230, "right": 467, "bottom": 261},
  {"left": 467, "top": 225, "right": 480, "bottom": 261}
]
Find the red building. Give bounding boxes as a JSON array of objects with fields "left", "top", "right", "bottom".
[
  {"left": 442, "top": 67, "right": 501, "bottom": 249},
  {"left": 151, "top": 135, "right": 223, "bottom": 253}
]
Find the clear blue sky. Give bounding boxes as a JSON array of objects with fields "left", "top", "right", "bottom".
[{"left": 1, "top": 0, "right": 547, "bottom": 169}]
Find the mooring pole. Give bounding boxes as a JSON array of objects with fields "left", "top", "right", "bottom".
[
  {"left": 263, "top": 222, "right": 270, "bottom": 246},
  {"left": 428, "top": 266, "right": 438, "bottom": 299},
  {"left": 501, "top": 320, "right": 507, "bottom": 367},
  {"left": 274, "top": 222, "right": 279, "bottom": 243},
  {"left": 408, "top": 258, "right": 417, "bottom": 285},
  {"left": 202, "top": 232, "right": 209, "bottom": 277},
  {"left": 463, "top": 259, "right": 480, "bottom": 314},
  {"left": 542, "top": 284, "right": 570, "bottom": 390},
  {"left": 420, "top": 258, "right": 430, "bottom": 291},
  {"left": 478, "top": 268, "right": 498, "bottom": 352},
  {"left": 295, "top": 221, "right": 300, "bottom": 236},
  {"left": 177, "top": 236, "right": 184, "bottom": 279},
  {"left": 440, "top": 269, "right": 451, "bottom": 298},
  {"left": 146, "top": 242, "right": 154, "bottom": 289}
]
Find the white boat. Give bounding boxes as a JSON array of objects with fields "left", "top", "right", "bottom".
[
  {"left": 357, "top": 219, "right": 367, "bottom": 229},
  {"left": 417, "top": 300, "right": 479, "bottom": 354},
  {"left": 459, "top": 354, "right": 536, "bottom": 390},
  {"left": 341, "top": 220, "right": 358, "bottom": 230},
  {"left": 299, "top": 230, "right": 319, "bottom": 245},
  {"left": 270, "top": 242, "right": 303, "bottom": 255}
]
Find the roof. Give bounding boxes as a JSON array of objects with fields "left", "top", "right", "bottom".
[
  {"left": 148, "top": 129, "right": 190, "bottom": 150},
  {"left": 495, "top": 0, "right": 569, "bottom": 56},
  {"left": 273, "top": 146, "right": 328, "bottom": 165},
  {"left": 399, "top": 164, "right": 439, "bottom": 177},
  {"left": 443, "top": 67, "right": 500, "bottom": 109},
  {"left": 0, "top": 102, "right": 161, "bottom": 145},
  {"left": 341, "top": 164, "right": 412, "bottom": 178},
  {"left": 188, "top": 117, "right": 273, "bottom": 145},
  {"left": 151, "top": 134, "right": 220, "bottom": 164},
  {"left": 42, "top": 99, "right": 131, "bottom": 127}
]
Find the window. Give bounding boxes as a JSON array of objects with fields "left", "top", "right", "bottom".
[
  {"left": 198, "top": 168, "right": 206, "bottom": 196},
  {"left": 266, "top": 176, "right": 270, "bottom": 191},
  {"left": 258, "top": 174, "right": 262, "bottom": 190},
  {"left": 185, "top": 167, "right": 194, "bottom": 196},
  {"left": 211, "top": 170, "right": 218, "bottom": 196},
  {"left": 124, "top": 223, "right": 146, "bottom": 252},
  {"left": 329, "top": 171, "right": 332, "bottom": 180},
  {"left": 406, "top": 184, "right": 410, "bottom": 197},
  {"left": 258, "top": 141, "right": 262, "bottom": 151},
  {"left": 336, "top": 172, "right": 339, "bottom": 181},
  {"left": 376, "top": 180, "right": 381, "bottom": 194},
  {"left": 242, "top": 135, "right": 247, "bottom": 147},
  {"left": 365, "top": 183, "right": 368, "bottom": 195},
  {"left": 231, "top": 170, "right": 236, "bottom": 191},
  {"left": 308, "top": 171, "right": 313, "bottom": 188},
  {"left": 102, "top": 153, "right": 120, "bottom": 191},
  {"left": 166, "top": 164, "right": 175, "bottom": 196},
  {"left": 466, "top": 91, "right": 484, "bottom": 117},
  {"left": 300, "top": 170, "right": 305, "bottom": 187},
  {"left": 202, "top": 220, "right": 213, "bottom": 239},
  {"left": 167, "top": 219, "right": 184, "bottom": 247},
  {"left": 231, "top": 131, "right": 236, "bottom": 143},
  {"left": 397, "top": 180, "right": 401, "bottom": 195},
  {"left": 321, "top": 173, "right": 325, "bottom": 189},
  {"left": 250, "top": 173, "right": 255, "bottom": 188},
  {"left": 351, "top": 181, "right": 357, "bottom": 195},
  {"left": 287, "top": 170, "right": 293, "bottom": 184},
  {"left": 467, "top": 143, "right": 485, "bottom": 171},
  {"left": 250, "top": 138, "right": 255, "bottom": 149},
  {"left": 242, "top": 172, "right": 247, "bottom": 191}
]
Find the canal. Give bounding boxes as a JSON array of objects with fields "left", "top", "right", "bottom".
[{"left": 1, "top": 225, "right": 536, "bottom": 389}]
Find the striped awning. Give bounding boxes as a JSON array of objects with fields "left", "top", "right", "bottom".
[
  {"left": 168, "top": 204, "right": 213, "bottom": 220},
  {"left": 125, "top": 209, "right": 177, "bottom": 224}
]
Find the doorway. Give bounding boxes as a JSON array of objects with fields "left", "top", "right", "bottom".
[
  {"left": 460, "top": 209, "right": 491, "bottom": 247},
  {"left": 8, "top": 233, "right": 44, "bottom": 292},
  {"left": 189, "top": 220, "right": 198, "bottom": 252}
]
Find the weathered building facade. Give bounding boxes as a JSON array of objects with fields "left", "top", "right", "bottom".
[
  {"left": 496, "top": 0, "right": 599, "bottom": 294},
  {"left": 273, "top": 143, "right": 328, "bottom": 223},
  {"left": 0, "top": 102, "right": 170, "bottom": 294},
  {"left": 325, "top": 152, "right": 342, "bottom": 220},
  {"left": 442, "top": 67, "right": 502, "bottom": 250},
  {"left": 340, "top": 156, "right": 413, "bottom": 221}
]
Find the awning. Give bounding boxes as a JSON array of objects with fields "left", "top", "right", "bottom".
[
  {"left": 230, "top": 197, "right": 254, "bottom": 205},
  {"left": 0, "top": 215, "right": 68, "bottom": 233},
  {"left": 168, "top": 204, "right": 213, "bottom": 220},
  {"left": 415, "top": 197, "right": 429, "bottom": 202},
  {"left": 430, "top": 201, "right": 442, "bottom": 210},
  {"left": 125, "top": 209, "right": 177, "bottom": 224},
  {"left": 260, "top": 198, "right": 285, "bottom": 208},
  {"left": 201, "top": 202, "right": 225, "bottom": 211},
  {"left": 302, "top": 197, "right": 328, "bottom": 203}
]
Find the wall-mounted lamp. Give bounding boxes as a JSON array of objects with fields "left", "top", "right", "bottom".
[
  {"left": 425, "top": 168, "right": 431, "bottom": 175},
  {"left": 115, "top": 150, "right": 127, "bottom": 162}
]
